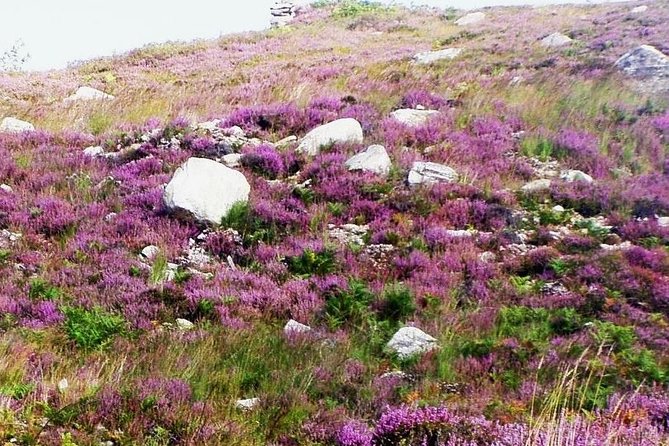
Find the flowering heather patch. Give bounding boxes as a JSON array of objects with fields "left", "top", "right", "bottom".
[{"left": 1, "top": 0, "right": 669, "bottom": 444}]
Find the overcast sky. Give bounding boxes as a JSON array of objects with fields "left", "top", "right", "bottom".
[{"left": 1, "top": 0, "right": 632, "bottom": 71}]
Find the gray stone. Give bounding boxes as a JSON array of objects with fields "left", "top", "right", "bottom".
[
  {"left": 0, "top": 117, "right": 34, "bottom": 133},
  {"left": 658, "top": 216, "right": 669, "bottom": 228},
  {"left": 631, "top": 5, "right": 648, "bottom": 13},
  {"left": 408, "top": 161, "right": 458, "bottom": 185},
  {"left": 615, "top": 45, "right": 669, "bottom": 78},
  {"left": 413, "top": 48, "right": 462, "bottom": 64},
  {"left": 64, "top": 86, "right": 114, "bottom": 102},
  {"left": 222, "top": 153, "right": 243, "bottom": 168},
  {"left": 386, "top": 327, "right": 438, "bottom": 359},
  {"left": 521, "top": 179, "right": 552, "bottom": 193},
  {"left": 297, "top": 118, "right": 363, "bottom": 156},
  {"left": 390, "top": 109, "right": 440, "bottom": 127},
  {"left": 345, "top": 145, "right": 392, "bottom": 175},
  {"left": 163, "top": 157, "right": 250, "bottom": 225},
  {"left": 454, "top": 12, "right": 485, "bottom": 26},
  {"left": 541, "top": 33, "right": 573, "bottom": 48},
  {"left": 83, "top": 146, "right": 105, "bottom": 157}
]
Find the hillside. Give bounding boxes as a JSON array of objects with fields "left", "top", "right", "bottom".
[{"left": 1, "top": 1, "right": 669, "bottom": 444}]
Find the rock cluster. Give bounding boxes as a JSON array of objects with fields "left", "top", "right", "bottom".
[{"left": 270, "top": 2, "right": 295, "bottom": 28}]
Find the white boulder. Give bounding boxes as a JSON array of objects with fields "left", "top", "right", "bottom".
[
  {"left": 615, "top": 45, "right": 669, "bottom": 78},
  {"left": 631, "top": 5, "right": 648, "bottom": 13},
  {"left": 390, "top": 109, "right": 440, "bottom": 127},
  {"left": 163, "top": 157, "right": 250, "bottom": 225},
  {"left": 541, "top": 33, "right": 573, "bottom": 48},
  {"left": 386, "top": 327, "right": 438, "bottom": 359},
  {"left": 284, "top": 319, "right": 311, "bottom": 334},
  {"left": 64, "top": 86, "right": 115, "bottom": 102},
  {"left": 297, "top": 118, "right": 363, "bottom": 156},
  {"left": 455, "top": 12, "right": 485, "bottom": 26},
  {"left": 413, "top": 48, "right": 462, "bottom": 65},
  {"left": 345, "top": 145, "right": 392, "bottom": 175},
  {"left": 0, "top": 117, "right": 34, "bottom": 133},
  {"left": 408, "top": 161, "right": 458, "bottom": 185}
]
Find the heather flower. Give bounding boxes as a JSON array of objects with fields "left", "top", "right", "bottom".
[{"left": 241, "top": 144, "right": 285, "bottom": 179}]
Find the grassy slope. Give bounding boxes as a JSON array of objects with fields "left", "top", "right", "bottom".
[{"left": 0, "top": 1, "right": 668, "bottom": 445}]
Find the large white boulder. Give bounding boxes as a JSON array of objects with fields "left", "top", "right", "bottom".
[
  {"left": 391, "top": 109, "right": 440, "bottom": 127},
  {"left": 163, "top": 157, "right": 250, "bottom": 225},
  {"left": 408, "top": 161, "right": 458, "bottom": 185},
  {"left": 615, "top": 45, "right": 669, "bottom": 78},
  {"left": 0, "top": 117, "right": 34, "bottom": 133},
  {"left": 345, "top": 145, "right": 392, "bottom": 175},
  {"left": 541, "top": 33, "right": 573, "bottom": 48},
  {"left": 297, "top": 118, "right": 363, "bottom": 156},
  {"left": 386, "top": 327, "right": 438, "bottom": 359},
  {"left": 64, "top": 86, "right": 115, "bottom": 102},
  {"left": 455, "top": 12, "right": 485, "bottom": 26},
  {"left": 413, "top": 48, "right": 462, "bottom": 65}
]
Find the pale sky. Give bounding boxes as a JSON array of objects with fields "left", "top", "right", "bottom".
[{"left": 1, "top": 0, "right": 633, "bottom": 71}]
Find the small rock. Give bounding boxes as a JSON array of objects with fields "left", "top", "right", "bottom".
[
  {"left": 454, "top": 12, "right": 485, "bottom": 26},
  {"left": 412, "top": 48, "right": 462, "bottom": 64},
  {"left": 223, "top": 126, "right": 246, "bottom": 138},
  {"left": 284, "top": 319, "right": 311, "bottom": 334},
  {"left": 658, "top": 216, "right": 669, "bottom": 227},
  {"left": 176, "top": 318, "right": 195, "bottom": 330},
  {"left": 235, "top": 398, "right": 260, "bottom": 411},
  {"left": 479, "top": 251, "right": 496, "bottom": 263},
  {"left": 541, "top": 32, "right": 573, "bottom": 48},
  {"left": 390, "top": 109, "right": 440, "bottom": 127},
  {"left": 600, "top": 241, "right": 632, "bottom": 252},
  {"left": 83, "top": 146, "right": 105, "bottom": 157},
  {"left": 329, "top": 223, "right": 369, "bottom": 245},
  {"left": 631, "top": 5, "right": 648, "bottom": 13},
  {"left": 408, "top": 161, "right": 458, "bottom": 185},
  {"left": 560, "top": 169, "right": 594, "bottom": 184},
  {"left": 0, "top": 117, "right": 34, "bottom": 133},
  {"left": 222, "top": 153, "right": 243, "bottom": 168},
  {"left": 57, "top": 379, "right": 69, "bottom": 392},
  {"left": 552, "top": 205, "right": 565, "bottom": 213},
  {"left": 387, "top": 327, "right": 438, "bottom": 359},
  {"left": 521, "top": 179, "right": 552, "bottom": 193},
  {"left": 345, "top": 145, "right": 392, "bottom": 175},
  {"left": 163, "top": 157, "right": 251, "bottom": 225},
  {"left": 297, "top": 118, "right": 364, "bottom": 156},
  {"left": 64, "top": 86, "right": 115, "bottom": 102},
  {"left": 0, "top": 184, "right": 12, "bottom": 193},
  {"left": 275, "top": 135, "right": 297, "bottom": 148},
  {"left": 140, "top": 245, "right": 160, "bottom": 261}
]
